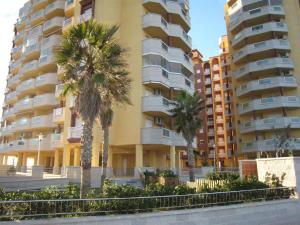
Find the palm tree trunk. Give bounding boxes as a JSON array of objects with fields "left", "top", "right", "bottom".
[
  {"left": 80, "top": 121, "right": 93, "bottom": 198},
  {"left": 187, "top": 142, "right": 195, "bottom": 182},
  {"left": 100, "top": 126, "right": 109, "bottom": 189}
]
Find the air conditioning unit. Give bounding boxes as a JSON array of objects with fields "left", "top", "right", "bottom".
[
  {"left": 154, "top": 117, "right": 162, "bottom": 126},
  {"left": 154, "top": 89, "right": 162, "bottom": 96}
]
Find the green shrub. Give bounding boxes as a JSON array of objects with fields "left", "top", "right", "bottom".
[
  {"left": 144, "top": 183, "right": 174, "bottom": 196},
  {"left": 207, "top": 172, "right": 239, "bottom": 181},
  {"left": 173, "top": 184, "right": 196, "bottom": 195},
  {"left": 157, "top": 170, "right": 177, "bottom": 178}
]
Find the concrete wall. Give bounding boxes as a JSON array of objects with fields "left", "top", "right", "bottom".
[
  {"left": 256, "top": 157, "right": 300, "bottom": 191},
  {"left": 2, "top": 199, "right": 300, "bottom": 225}
]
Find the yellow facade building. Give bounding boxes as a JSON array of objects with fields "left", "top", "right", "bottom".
[
  {"left": 0, "top": 0, "right": 194, "bottom": 177},
  {"left": 225, "top": 0, "right": 300, "bottom": 158}
]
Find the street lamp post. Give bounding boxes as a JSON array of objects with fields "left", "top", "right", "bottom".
[{"left": 37, "top": 133, "right": 43, "bottom": 166}]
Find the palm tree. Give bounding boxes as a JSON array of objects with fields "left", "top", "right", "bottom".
[
  {"left": 56, "top": 20, "right": 120, "bottom": 197},
  {"left": 99, "top": 77, "right": 131, "bottom": 189},
  {"left": 97, "top": 41, "right": 131, "bottom": 189},
  {"left": 170, "top": 91, "right": 204, "bottom": 182}
]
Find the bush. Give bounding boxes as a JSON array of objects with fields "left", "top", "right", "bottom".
[
  {"left": 102, "top": 180, "right": 144, "bottom": 198},
  {"left": 174, "top": 184, "right": 196, "bottom": 195},
  {"left": 223, "top": 176, "right": 268, "bottom": 191},
  {"left": 207, "top": 172, "right": 239, "bottom": 181},
  {"left": 157, "top": 170, "right": 177, "bottom": 178}
]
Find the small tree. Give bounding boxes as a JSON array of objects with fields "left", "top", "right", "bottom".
[
  {"left": 272, "top": 125, "right": 295, "bottom": 157},
  {"left": 170, "top": 91, "right": 204, "bottom": 182}
]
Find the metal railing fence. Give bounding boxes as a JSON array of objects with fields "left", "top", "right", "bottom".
[{"left": 0, "top": 187, "right": 295, "bottom": 221}]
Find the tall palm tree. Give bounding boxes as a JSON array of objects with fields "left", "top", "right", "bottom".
[
  {"left": 170, "top": 91, "right": 204, "bottom": 182},
  {"left": 97, "top": 41, "right": 131, "bottom": 189},
  {"left": 56, "top": 20, "right": 120, "bottom": 197}
]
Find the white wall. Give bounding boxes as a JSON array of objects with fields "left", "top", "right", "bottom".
[
  {"left": 2, "top": 199, "right": 300, "bottom": 225},
  {"left": 256, "top": 157, "right": 300, "bottom": 193}
]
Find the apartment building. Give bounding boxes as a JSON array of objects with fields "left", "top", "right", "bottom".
[
  {"left": 191, "top": 42, "right": 236, "bottom": 167},
  {"left": 191, "top": 50, "right": 209, "bottom": 164},
  {"left": 225, "top": 0, "right": 300, "bottom": 158},
  {"left": 0, "top": 0, "right": 194, "bottom": 177}
]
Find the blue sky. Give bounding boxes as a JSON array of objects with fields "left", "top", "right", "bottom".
[{"left": 190, "top": 0, "right": 227, "bottom": 59}]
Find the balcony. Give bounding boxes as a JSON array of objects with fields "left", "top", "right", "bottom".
[
  {"left": 68, "top": 126, "right": 82, "bottom": 142},
  {"left": 230, "top": 5, "right": 285, "bottom": 33},
  {"left": 235, "top": 57, "right": 294, "bottom": 80},
  {"left": 4, "top": 91, "right": 17, "bottom": 104},
  {"left": 31, "top": 115, "right": 56, "bottom": 129},
  {"left": 32, "top": 0, "right": 48, "bottom": 11},
  {"left": 21, "top": 60, "right": 39, "bottom": 78},
  {"left": 2, "top": 107, "right": 16, "bottom": 120},
  {"left": 28, "top": 25, "right": 43, "bottom": 38},
  {"left": 142, "top": 13, "right": 192, "bottom": 51},
  {"left": 9, "top": 59, "right": 22, "bottom": 75},
  {"left": 16, "top": 16, "right": 27, "bottom": 32},
  {"left": 65, "top": 0, "right": 75, "bottom": 17},
  {"left": 35, "top": 73, "right": 58, "bottom": 89},
  {"left": 143, "top": 0, "right": 191, "bottom": 31},
  {"left": 142, "top": 95, "right": 174, "bottom": 116},
  {"left": 205, "top": 89, "right": 212, "bottom": 95},
  {"left": 39, "top": 54, "right": 57, "bottom": 71},
  {"left": 53, "top": 108, "right": 65, "bottom": 124},
  {"left": 13, "top": 118, "right": 30, "bottom": 131},
  {"left": 141, "top": 127, "right": 196, "bottom": 148},
  {"left": 32, "top": 93, "right": 58, "bottom": 110},
  {"left": 15, "top": 98, "right": 33, "bottom": 112},
  {"left": 11, "top": 45, "right": 23, "bottom": 60},
  {"left": 239, "top": 96, "right": 300, "bottom": 115},
  {"left": 14, "top": 31, "right": 26, "bottom": 45},
  {"left": 223, "top": 84, "right": 232, "bottom": 91},
  {"left": 216, "top": 118, "right": 224, "bottom": 124},
  {"left": 232, "top": 21, "right": 288, "bottom": 48},
  {"left": 43, "top": 17, "right": 64, "bottom": 35},
  {"left": 233, "top": 39, "right": 291, "bottom": 64},
  {"left": 28, "top": 135, "right": 53, "bottom": 151},
  {"left": 241, "top": 138, "right": 300, "bottom": 153},
  {"left": 30, "top": 9, "right": 44, "bottom": 26},
  {"left": 1, "top": 125, "right": 14, "bottom": 137},
  {"left": 16, "top": 78, "right": 35, "bottom": 96},
  {"left": 62, "top": 17, "right": 75, "bottom": 32},
  {"left": 142, "top": 66, "right": 194, "bottom": 95},
  {"left": 44, "top": 0, "right": 65, "bottom": 19},
  {"left": 240, "top": 117, "right": 300, "bottom": 134},
  {"left": 205, "top": 79, "right": 211, "bottom": 85},
  {"left": 23, "top": 43, "right": 41, "bottom": 60},
  {"left": 143, "top": 38, "right": 193, "bottom": 73},
  {"left": 55, "top": 84, "right": 64, "bottom": 98},
  {"left": 51, "top": 133, "right": 63, "bottom": 149},
  {"left": 237, "top": 76, "right": 297, "bottom": 97},
  {"left": 215, "top": 97, "right": 222, "bottom": 102},
  {"left": 41, "top": 35, "right": 61, "bottom": 50}
]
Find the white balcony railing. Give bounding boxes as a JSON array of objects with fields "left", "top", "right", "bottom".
[
  {"left": 142, "top": 13, "right": 192, "bottom": 48},
  {"left": 232, "top": 21, "right": 288, "bottom": 47},
  {"left": 142, "top": 95, "right": 174, "bottom": 116},
  {"left": 143, "top": 38, "right": 193, "bottom": 72},
  {"left": 239, "top": 96, "right": 300, "bottom": 115},
  {"left": 235, "top": 57, "right": 294, "bottom": 80},
  {"left": 141, "top": 127, "right": 196, "bottom": 148},
  {"left": 240, "top": 117, "right": 300, "bottom": 134},
  {"left": 237, "top": 76, "right": 297, "bottom": 97}
]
